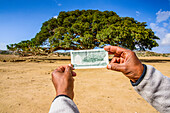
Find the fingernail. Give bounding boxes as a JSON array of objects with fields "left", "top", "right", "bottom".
[
  {"left": 107, "top": 64, "right": 111, "bottom": 69},
  {"left": 68, "top": 64, "right": 72, "bottom": 67}
]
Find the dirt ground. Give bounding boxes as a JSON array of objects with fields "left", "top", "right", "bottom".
[{"left": 0, "top": 55, "right": 170, "bottom": 113}]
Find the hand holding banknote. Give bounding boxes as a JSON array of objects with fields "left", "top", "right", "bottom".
[
  {"left": 104, "top": 46, "right": 144, "bottom": 83},
  {"left": 51, "top": 64, "right": 76, "bottom": 100}
]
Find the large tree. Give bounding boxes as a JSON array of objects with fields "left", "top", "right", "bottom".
[{"left": 7, "top": 10, "right": 159, "bottom": 55}]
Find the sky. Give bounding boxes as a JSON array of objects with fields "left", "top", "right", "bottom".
[{"left": 0, "top": 0, "right": 170, "bottom": 53}]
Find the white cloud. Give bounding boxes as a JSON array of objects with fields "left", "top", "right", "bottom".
[
  {"left": 150, "top": 23, "right": 170, "bottom": 46},
  {"left": 53, "top": 0, "right": 62, "bottom": 6},
  {"left": 161, "top": 33, "right": 170, "bottom": 45},
  {"left": 150, "top": 23, "right": 167, "bottom": 38},
  {"left": 150, "top": 9, "right": 170, "bottom": 48},
  {"left": 0, "top": 42, "right": 7, "bottom": 50},
  {"left": 163, "top": 23, "right": 168, "bottom": 27},
  {"left": 53, "top": 15, "right": 58, "bottom": 19},
  {"left": 136, "top": 11, "right": 140, "bottom": 16},
  {"left": 58, "top": 3, "right": 62, "bottom": 6},
  {"left": 156, "top": 9, "right": 170, "bottom": 23}
]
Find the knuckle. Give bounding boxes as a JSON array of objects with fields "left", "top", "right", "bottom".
[
  {"left": 51, "top": 69, "right": 59, "bottom": 77},
  {"left": 124, "top": 65, "right": 128, "bottom": 73},
  {"left": 114, "top": 67, "right": 117, "bottom": 71},
  {"left": 111, "top": 65, "right": 117, "bottom": 71},
  {"left": 51, "top": 72, "right": 55, "bottom": 78},
  {"left": 51, "top": 71, "right": 55, "bottom": 76}
]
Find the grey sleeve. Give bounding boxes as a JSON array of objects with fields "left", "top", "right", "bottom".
[
  {"left": 49, "top": 96, "right": 80, "bottom": 113},
  {"left": 133, "top": 65, "right": 170, "bottom": 113}
]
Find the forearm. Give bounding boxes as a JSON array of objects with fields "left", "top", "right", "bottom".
[
  {"left": 49, "top": 95, "right": 79, "bottom": 113},
  {"left": 133, "top": 65, "right": 170, "bottom": 113}
]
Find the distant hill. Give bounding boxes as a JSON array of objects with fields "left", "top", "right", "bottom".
[
  {"left": 0, "top": 50, "right": 13, "bottom": 55},
  {"left": 135, "top": 51, "right": 170, "bottom": 57}
]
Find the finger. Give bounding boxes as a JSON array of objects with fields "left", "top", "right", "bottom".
[
  {"left": 108, "top": 52, "right": 113, "bottom": 54},
  {"left": 59, "top": 66, "right": 65, "bottom": 72},
  {"left": 111, "top": 57, "right": 117, "bottom": 63},
  {"left": 55, "top": 66, "right": 65, "bottom": 72},
  {"left": 120, "top": 57, "right": 125, "bottom": 63},
  {"left": 112, "top": 57, "right": 123, "bottom": 63},
  {"left": 65, "top": 65, "right": 72, "bottom": 77},
  {"left": 68, "top": 64, "right": 76, "bottom": 76},
  {"left": 104, "top": 46, "right": 127, "bottom": 55},
  {"left": 114, "top": 53, "right": 121, "bottom": 57},
  {"left": 59, "top": 64, "right": 75, "bottom": 71},
  {"left": 107, "top": 63, "right": 125, "bottom": 72},
  {"left": 69, "top": 64, "right": 75, "bottom": 70},
  {"left": 67, "top": 64, "right": 76, "bottom": 76},
  {"left": 111, "top": 57, "right": 120, "bottom": 63},
  {"left": 72, "top": 71, "right": 77, "bottom": 77}
]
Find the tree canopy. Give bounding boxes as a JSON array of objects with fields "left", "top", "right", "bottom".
[{"left": 7, "top": 10, "right": 159, "bottom": 55}]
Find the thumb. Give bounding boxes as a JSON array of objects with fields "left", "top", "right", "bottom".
[
  {"left": 107, "top": 63, "right": 125, "bottom": 73},
  {"left": 65, "top": 65, "right": 72, "bottom": 77}
]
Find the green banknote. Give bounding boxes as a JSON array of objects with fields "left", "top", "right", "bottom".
[{"left": 71, "top": 49, "right": 109, "bottom": 69}]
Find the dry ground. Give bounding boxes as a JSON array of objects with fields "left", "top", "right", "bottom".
[{"left": 0, "top": 55, "right": 170, "bottom": 113}]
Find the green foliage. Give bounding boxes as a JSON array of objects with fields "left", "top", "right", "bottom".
[{"left": 7, "top": 10, "right": 159, "bottom": 55}]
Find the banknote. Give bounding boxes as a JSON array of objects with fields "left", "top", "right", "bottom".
[{"left": 70, "top": 49, "right": 109, "bottom": 69}]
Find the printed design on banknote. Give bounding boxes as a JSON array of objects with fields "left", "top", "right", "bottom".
[{"left": 71, "top": 49, "right": 109, "bottom": 69}]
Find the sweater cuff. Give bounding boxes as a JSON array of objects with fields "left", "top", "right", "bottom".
[
  {"left": 130, "top": 64, "right": 147, "bottom": 86},
  {"left": 53, "top": 95, "right": 71, "bottom": 102}
]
